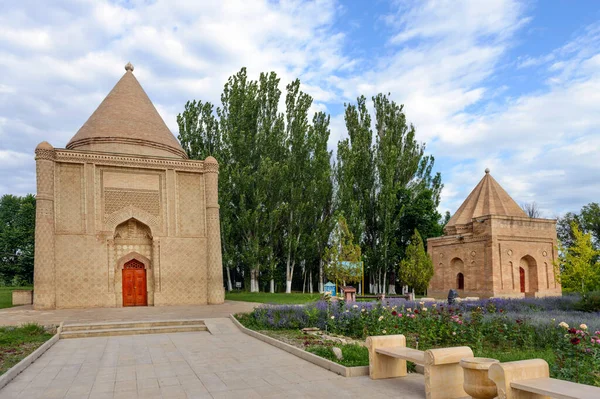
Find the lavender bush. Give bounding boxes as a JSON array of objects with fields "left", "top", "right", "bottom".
[{"left": 236, "top": 296, "right": 600, "bottom": 385}]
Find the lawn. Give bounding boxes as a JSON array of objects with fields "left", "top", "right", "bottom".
[
  {"left": 0, "top": 286, "right": 32, "bottom": 309},
  {"left": 225, "top": 291, "right": 321, "bottom": 304},
  {"left": 0, "top": 323, "right": 54, "bottom": 375}
]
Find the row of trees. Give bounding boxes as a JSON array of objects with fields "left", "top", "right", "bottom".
[
  {"left": 0, "top": 194, "right": 35, "bottom": 285},
  {"left": 178, "top": 68, "right": 445, "bottom": 294}
]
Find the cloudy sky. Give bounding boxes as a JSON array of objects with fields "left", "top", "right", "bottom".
[{"left": 1, "top": 0, "right": 599, "bottom": 218}]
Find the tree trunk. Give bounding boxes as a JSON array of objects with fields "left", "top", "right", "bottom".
[
  {"left": 302, "top": 266, "right": 307, "bottom": 294},
  {"left": 226, "top": 267, "right": 233, "bottom": 292},
  {"left": 309, "top": 269, "right": 313, "bottom": 294},
  {"left": 388, "top": 284, "right": 396, "bottom": 295},
  {"left": 318, "top": 258, "right": 324, "bottom": 293},
  {"left": 270, "top": 278, "right": 275, "bottom": 294},
  {"left": 250, "top": 268, "right": 259, "bottom": 292}
]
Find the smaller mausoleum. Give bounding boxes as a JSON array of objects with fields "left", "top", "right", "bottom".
[{"left": 427, "top": 169, "right": 561, "bottom": 299}]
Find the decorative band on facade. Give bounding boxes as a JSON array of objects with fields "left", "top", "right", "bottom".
[
  {"left": 54, "top": 150, "right": 205, "bottom": 172},
  {"left": 35, "top": 149, "right": 56, "bottom": 161}
]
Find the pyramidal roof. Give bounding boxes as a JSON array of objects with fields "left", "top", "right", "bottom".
[
  {"left": 446, "top": 168, "right": 527, "bottom": 228},
  {"left": 67, "top": 63, "right": 187, "bottom": 158}
]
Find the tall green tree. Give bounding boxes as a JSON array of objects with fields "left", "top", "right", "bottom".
[
  {"left": 323, "top": 216, "right": 362, "bottom": 286},
  {"left": 555, "top": 222, "right": 600, "bottom": 293},
  {"left": 281, "top": 79, "right": 313, "bottom": 293},
  {"left": 0, "top": 194, "right": 36, "bottom": 285},
  {"left": 398, "top": 229, "right": 433, "bottom": 295},
  {"left": 335, "top": 96, "right": 376, "bottom": 289},
  {"left": 307, "top": 112, "right": 334, "bottom": 293},
  {"left": 557, "top": 203, "right": 600, "bottom": 249},
  {"left": 178, "top": 70, "right": 443, "bottom": 294},
  {"left": 335, "top": 94, "right": 442, "bottom": 294}
]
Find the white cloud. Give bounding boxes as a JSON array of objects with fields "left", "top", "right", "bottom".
[{"left": 1, "top": 0, "right": 599, "bottom": 223}]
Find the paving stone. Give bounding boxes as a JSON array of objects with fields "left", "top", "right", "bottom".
[{"left": 0, "top": 317, "right": 428, "bottom": 398}]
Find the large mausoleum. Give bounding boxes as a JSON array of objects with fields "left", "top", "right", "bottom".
[
  {"left": 427, "top": 169, "right": 561, "bottom": 299},
  {"left": 33, "top": 63, "right": 225, "bottom": 309}
]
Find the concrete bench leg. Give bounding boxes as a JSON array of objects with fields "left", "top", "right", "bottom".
[
  {"left": 425, "top": 346, "right": 474, "bottom": 399},
  {"left": 488, "top": 359, "right": 550, "bottom": 399},
  {"left": 366, "top": 334, "right": 407, "bottom": 379}
]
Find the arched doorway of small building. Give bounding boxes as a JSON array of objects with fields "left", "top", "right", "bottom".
[
  {"left": 519, "top": 255, "right": 538, "bottom": 296},
  {"left": 123, "top": 259, "right": 147, "bottom": 306},
  {"left": 114, "top": 218, "right": 154, "bottom": 307},
  {"left": 457, "top": 273, "right": 464, "bottom": 290},
  {"left": 450, "top": 258, "right": 465, "bottom": 291}
]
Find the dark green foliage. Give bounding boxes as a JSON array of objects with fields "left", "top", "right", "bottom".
[
  {"left": 178, "top": 71, "right": 443, "bottom": 293},
  {"left": 574, "top": 291, "right": 600, "bottom": 312},
  {"left": 0, "top": 194, "right": 36, "bottom": 285},
  {"left": 557, "top": 202, "right": 600, "bottom": 249},
  {"left": 336, "top": 93, "right": 443, "bottom": 293}
]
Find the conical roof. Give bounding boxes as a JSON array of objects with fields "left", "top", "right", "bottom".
[
  {"left": 446, "top": 169, "right": 527, "bottom": 228},
  {"left": 67, "top": 63, "right": 187, "bottom": 158}
]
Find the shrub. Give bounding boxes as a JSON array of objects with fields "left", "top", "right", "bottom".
[
  {"left": 574, "top": 291, "right": 600, "bottom": 312},
  {"left": 551, "top": 323, "right": 600, "bottom": 385}
]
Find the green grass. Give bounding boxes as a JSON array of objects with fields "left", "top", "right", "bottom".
[
  {"left": 0, "top": 323, "right": 53, "bottom": 375},
  {"left": 0, "top": 286, "right": 32, "bottom": 309},
  {"left": 307, "top": 344, "right": 369, "bottom": 367},
  {"left": 225, "top": 291, "right": 320, "bottom": 304},
  {"left": 478, "top": 347, "right": 555, "bottom": 364}
]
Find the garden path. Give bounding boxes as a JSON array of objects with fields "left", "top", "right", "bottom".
[
  {"left": 0, "top": 301, "right": 258, "bottom": 326},
  {"left": 0, "top": 318, "right": 426, "bottom": 398}
]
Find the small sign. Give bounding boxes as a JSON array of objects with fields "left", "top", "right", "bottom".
[{"left": 235, "top": 282, "right": 242, "bottom": 288}]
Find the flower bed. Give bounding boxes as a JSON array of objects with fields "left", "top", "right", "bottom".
[{"left": 236, "top": 297, "right": 600, "bottom": 386}]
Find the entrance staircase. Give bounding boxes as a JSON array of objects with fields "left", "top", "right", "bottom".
[{"left": 60, "top": 319, "right": 208, "bottom": 338}]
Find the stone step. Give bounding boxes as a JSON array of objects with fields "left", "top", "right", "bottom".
[
  {"left": 60, "top": 324, "right": 208, "bottom": 339},
  {"left": 62, "top": 319, "right": 205, "bottom": 332}
]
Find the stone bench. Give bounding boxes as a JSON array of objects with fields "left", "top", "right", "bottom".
[
  {"left": 366, "top": 334, "right": 474, "bottom": 399},
  {"left": 489, "top": 359, "right": 600, "bottom": 399}
]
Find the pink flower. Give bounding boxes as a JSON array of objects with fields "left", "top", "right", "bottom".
[{"left": 398, "top": 313, "right": 403, "bottom": 318}]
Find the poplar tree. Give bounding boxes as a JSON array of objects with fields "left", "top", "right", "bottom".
[{"left": 398, "top": 229, "right": 433, "bottom": 294}]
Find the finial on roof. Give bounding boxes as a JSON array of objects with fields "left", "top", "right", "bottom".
[
  {"left": 125, "top": 62, "right": 134, "bottom": 72},
  {"left": 485, "top": 168, "right": 490, "bottom": 174}
]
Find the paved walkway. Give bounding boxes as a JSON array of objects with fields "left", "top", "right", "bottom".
[
  {"left": 0, "top": 318, "right": 426, "bottom": 399},
  {"left": 0, "top": 301, "right": 258, "bottom": 326}
]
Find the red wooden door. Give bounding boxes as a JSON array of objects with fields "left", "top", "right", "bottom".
[
  {"left": 519, "top": 267, "right": 525, "bottom": 293},
  {"left": 123, "top": 269, "right": 136, "bottom": 306},
  {"left": 122, "top": 260, "right": 147, "bottom": 306},
  {"left": 134, "top": 269, "right": 147, "bottom": 306}
]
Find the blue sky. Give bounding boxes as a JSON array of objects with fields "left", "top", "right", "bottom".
[{"left": 1, "top": 0, "right": 599, "bottom": 218}]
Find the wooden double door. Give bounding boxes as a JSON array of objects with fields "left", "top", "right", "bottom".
[{"left": 122, "top": 259, "right": 147, "bottom": 307}]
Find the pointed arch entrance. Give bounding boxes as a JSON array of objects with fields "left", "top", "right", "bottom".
[
  {"left": 113, "top": 218, "right": 154, "bottom": 307},
  {"left": 519, "top": 255, "right": 538, "bottom": 296}
]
